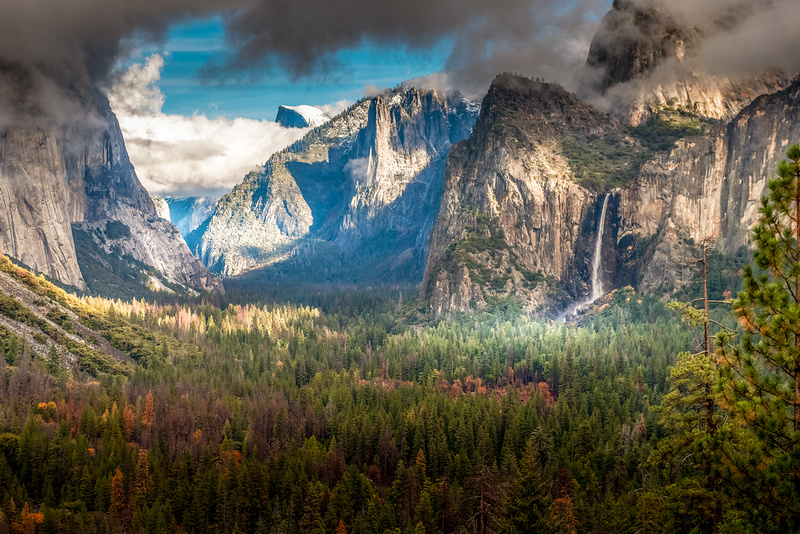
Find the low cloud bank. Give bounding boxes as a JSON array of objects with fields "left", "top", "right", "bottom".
[{"left": 107, "top": 54, "right": 310, "bottom": 197}]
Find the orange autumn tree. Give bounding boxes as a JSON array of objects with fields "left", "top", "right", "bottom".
[
  {"left": 16, "top": 502, "right": 43, "bottom": 534},
  {"left": 142, "top": 390, "right": 154, "bottom": 428},
  {"left": 110, "top": 466, "right": 125, "bottom": 515}
]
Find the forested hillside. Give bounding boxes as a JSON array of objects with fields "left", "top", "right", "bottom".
[
  {"left": 4, "top": 145, "right": 800, "bottom": 533},
  {"left": 2, "top": 132, "right": 800, "bottom": 533},
  {"left": 0, "top": 278, "right": 695, "bottom": 533}
]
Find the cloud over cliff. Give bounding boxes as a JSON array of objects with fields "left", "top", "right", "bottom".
[
  {"left": 0, "top": 0, "right": 606, "bottom": 102},
  {"left": 107, "top": 54, "right": 307, "bottom": 197},
  {"left": 587, "top": 0, "right": 800, "bottom": 85},
  {"left": 2, "top": 0, "right": 799, "bottom": 126}
]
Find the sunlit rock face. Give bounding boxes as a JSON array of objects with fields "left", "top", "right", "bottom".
[
  {"left": 421, "top": 0, "right": 800, "bottom": 317},
  {"left": 585, "top": 0, "right": 789, "bottom": 126},
  {"left": 421, "top": 75, "right": 634, "bottom": 317},
  {"left": 613, "top": 79, "right": 800, "bottom": 295},
  {"left": 422, "top": 74, "right": 800, "bottom": 317},
  {"left": 0, "top": 63, "right": 221, "bottom": 293},
  {"left": 199, "top": 86, "right": 478, "bottom": 280},
  {"left": 0, "top": 122, "right": 88, "bottom": 289},
  {"left": 583, "top": 0, "right": 797, "bottom": 295}
]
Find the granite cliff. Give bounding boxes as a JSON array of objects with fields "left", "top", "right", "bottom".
[
  {"left": 0, "top": 64, "right": 220, "bottom": 295},
  {"left": 421, "top": 0, "right": 799, "bottom": 317},
  {"left": 585, "top": 0, "right": 788, "bottom": 126},
  {"left": 199, "top": 86, "right": 478, "bottom": 281},
  {"left": 423, "top": 75, "right": 800, "bottom": 316},
  {"left": 421, "top": 75, "right": 650, "bottom": 316},
  {"left": 612, "top": 79, "right": 800, "bottom": 295}
]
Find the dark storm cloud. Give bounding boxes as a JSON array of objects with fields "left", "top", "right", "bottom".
[
  {"left": 0, "top": 0, "right": 247, "bottom": 131},
  {"left": 0, "top": 0, "right": 247, "bottom": 82},
  {"left": 576, "top": 0, "right": 800, "bottom": 117},
  {"left": 0, "top": 0, "right": 608, "bottom": 101},
  {"left": 1, "top": 0, "right": 798, "bottom": 124},
  {"left": 694, "top": 0, "right": 800, "bottom": 77},
  {"left": 590, "top": 0, "right": 800, "bottom": 81},
  {"left": 211, "top": 0, "right": 608, "bottom": 93},
  {"left": 205, "top": 0, "right": 800, "bottom": 95}
]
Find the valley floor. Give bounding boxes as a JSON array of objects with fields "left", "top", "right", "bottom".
[{"left": 0, "top": 256, "right": 792, "bottom": 533}]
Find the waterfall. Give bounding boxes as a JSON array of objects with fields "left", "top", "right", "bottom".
[
  {"left": 589, "top": 193, "right": 610, "bottom": 302},
  {"left": 561, "top": 193, "right": 611, "bottom": 321}
]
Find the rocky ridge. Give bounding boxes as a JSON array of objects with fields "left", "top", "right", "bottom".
[
  {"left": 422, "top": 0, "right": 799, "bottom": 317},
  {"left": 421, "top": 75, "right": 649, "bottom": 316},
  {"left": 613, "top": 79, "right": 800, "bottom": 294},
  {"left": 423, "top": 74, "right": 800, "bottom": 317},
  {"left": 0, "top": 66, "right": 220, "bottom": 295},
  {"left": 199, "top": 86, "right": 478, "bottom": 279},
  {"left": 585, "top": 0, "right": 789, "bottom": 126}
]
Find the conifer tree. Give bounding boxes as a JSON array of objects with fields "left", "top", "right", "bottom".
[
  {"left": 502, "top": 436, "right": 552, "bottom": 533},
  {"left": 142, "top": 390, "right": 154, "bottom": 429},
  {"left": 651, "top": 347, "right": 725, "bottom": 533},
  {"left": 717, "top": 144, "right": 800, "bottom": 531},
  {"left": 659, "top": 239, "right": 729, "bottom": 533}
]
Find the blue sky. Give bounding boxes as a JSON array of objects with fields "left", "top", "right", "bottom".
[
  {"left": 111, "top": 5, "right": 608, "bottom": 197},
  {"left": 136, "top": 17, "right": 452, "bottom": 120}
]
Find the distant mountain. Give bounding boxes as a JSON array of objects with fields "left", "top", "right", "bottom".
[
  {"left": 275, "top": 105, "right": 331, "bottom": 128},
  {"left": 0, "top": 63, "right": 221, "bottom": 297},
  {"left": 164, "top": 197, "right": 217, "bottom": 240},
  {"left": 199, "top": 86, "right": 479, "bottom": 283}
]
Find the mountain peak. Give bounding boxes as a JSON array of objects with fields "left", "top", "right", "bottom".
[
  {"left": 275, "top": 105, "right": 331, "bottom": 128},
  {"left": 584, "top": 0, "right": 790, "bottom": 125},
  {"left": 199, "top": 85, "right": 479, "bottom": 281}
]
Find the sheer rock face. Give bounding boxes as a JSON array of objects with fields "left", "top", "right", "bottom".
[
  {"left": 585, "top": 0, "right": 788, "bottom": 125},
  {"left": 0, "top": 125, "right": 87, "bottom": 289},
  {"left": 421, "top": 75, "right": 624, "bottom": 317},
  {"left": 614, "top": 79, "right": 800, "bottom": 293},
  {"left": 421, "top": 73, "right": 800, "bottom": 317},
  {"left": 0, "top": 74, "right": 221, "bottom": 293},
  {"left": 422, "top": 0, "right": 800, "bottom": 317},
  {"left": 199, "top": 87, "right": 478, "bottom": 277}
]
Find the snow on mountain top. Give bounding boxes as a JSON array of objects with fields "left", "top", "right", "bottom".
[{"left": 276, "top": 105, "right": 331, "bottom": 128}]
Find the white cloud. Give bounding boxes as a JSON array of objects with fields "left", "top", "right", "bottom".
[
  {"left": 344, "top": 156, "right": 372, "bottom": 185},
  {"left": 108, "top": 54, "right": 166, "bottom": 116},
  {"left": 318, "top": 99, "right": 351, "bottom": 117},
  {"left": 107, "top": 54, "right": 309, "bottom": 197}
]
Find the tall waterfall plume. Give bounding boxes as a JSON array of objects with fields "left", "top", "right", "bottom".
[
  {"left": 561, "top": 192, "right": 611, "bottom": 320},
  {"left": 589, "top": 193, "right": 610, "bottom": 302}
]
